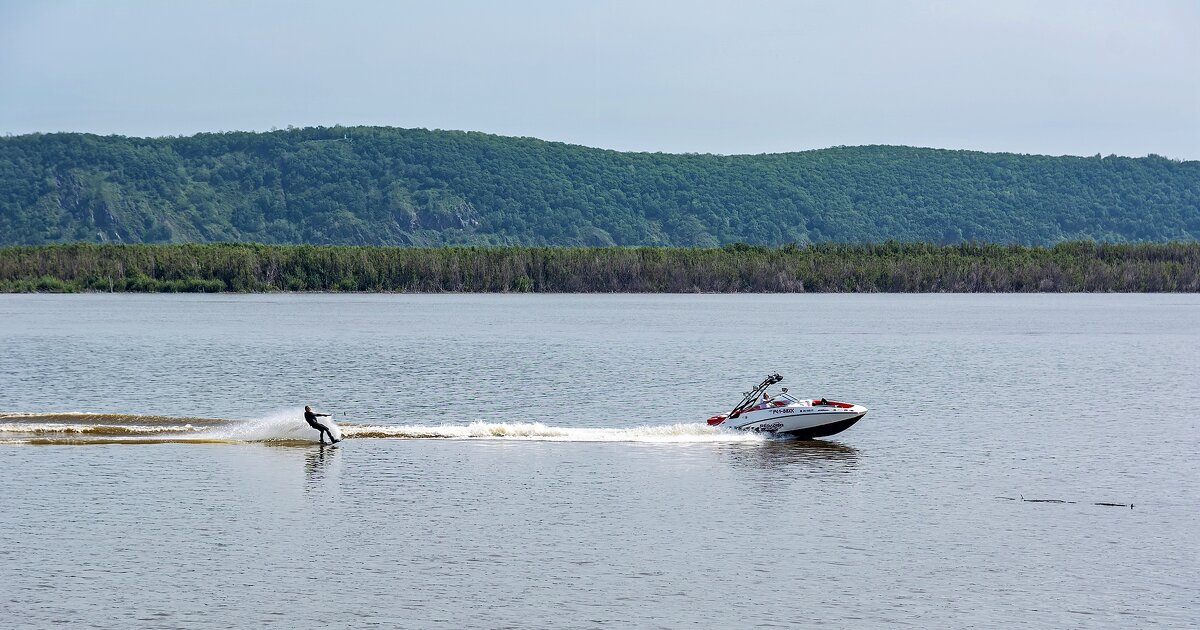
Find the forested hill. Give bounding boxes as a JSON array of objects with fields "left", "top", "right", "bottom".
[{"left": 1, "top": 126, "right": 1197, "bottom": 246}]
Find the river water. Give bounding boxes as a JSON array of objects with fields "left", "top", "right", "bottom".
[{"left": 2, "top": 294, "right": 1197, "bottom": 628}]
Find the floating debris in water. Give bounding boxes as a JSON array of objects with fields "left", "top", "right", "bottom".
[{"left": 994, "top": 496, "right": 1133, "bottom": 509}]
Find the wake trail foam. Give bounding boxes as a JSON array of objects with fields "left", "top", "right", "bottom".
[
  {"left": 198, "top": 410, "right": 342, "bottom": 443},
  {"left": 0, "top": 423, "right": 208, "bottom": 436},
  {"left": 2, "top": 412, "right": 762, "bottom": 444},
  {"left": 0, "top": 412, "right": 226, "bottom": 426},
  {"left": 343, "top": 421, "right": 766, "bottom": 443},
  {"left": 0, "top": 410, "right": 337, "bottom": 445}
]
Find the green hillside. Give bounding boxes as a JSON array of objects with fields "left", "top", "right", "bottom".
[{"left": 1, "top": 126, "right": 1197, "bottom": 246}]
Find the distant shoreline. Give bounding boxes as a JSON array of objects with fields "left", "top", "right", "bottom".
[{"left": 1, "top": 242, "right": 1197, "bottom": 293}]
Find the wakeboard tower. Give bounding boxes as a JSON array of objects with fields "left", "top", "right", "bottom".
[{"left": 706, "top": 373, "right": 867, "bottom": 438}]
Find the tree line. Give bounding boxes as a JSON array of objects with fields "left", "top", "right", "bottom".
[{"left": 1, "top": 242, "right": 1196, "bottom": 293}]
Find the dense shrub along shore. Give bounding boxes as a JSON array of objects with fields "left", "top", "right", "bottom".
[{"left": 0, "top": 242, "right": 1197, "bottom": 293}]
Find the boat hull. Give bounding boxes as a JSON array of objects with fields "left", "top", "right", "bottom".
[{"left": 774, "top": 413, "right": 865, "bottom": 439}]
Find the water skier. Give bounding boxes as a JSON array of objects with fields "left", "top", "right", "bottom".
[{"left": 304, "top": 405, "right": 339, "bottom": 444}]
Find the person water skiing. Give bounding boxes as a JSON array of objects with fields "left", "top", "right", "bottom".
[{"left": 304, "top": 405, "right": 339, "bottom": 444}]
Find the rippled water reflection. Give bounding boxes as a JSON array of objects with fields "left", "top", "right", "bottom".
[{"left": 2, "top": 294, "right": 1197, "bottom": 628}]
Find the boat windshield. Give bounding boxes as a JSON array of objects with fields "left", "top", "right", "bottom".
[{"left": 773, "top": 391, "right": 804, "bottom": 405}]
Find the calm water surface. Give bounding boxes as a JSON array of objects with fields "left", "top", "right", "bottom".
[{"left": 2, "top": 294, "right": 1198, "bottom": 628}]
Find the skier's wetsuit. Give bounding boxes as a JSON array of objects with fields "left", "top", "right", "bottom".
[{"left": 304, "top": 407, "right": 338, "bottom": 444}]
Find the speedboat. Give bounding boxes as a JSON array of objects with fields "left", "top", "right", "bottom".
[{"left": 706, "top": 373, "right": 867, "bottom": 438}]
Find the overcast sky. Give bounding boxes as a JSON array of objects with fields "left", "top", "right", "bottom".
[{"left": 1, "top": 0, "right": 1197, "bottom": 158}]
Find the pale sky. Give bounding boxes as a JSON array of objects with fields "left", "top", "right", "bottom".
[{"left": 1, "top": 0, "right": 1197, "bottom": 159}]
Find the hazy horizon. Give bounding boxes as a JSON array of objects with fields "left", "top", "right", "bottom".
[{"left": 2, "top": 0, "right": 1197, "bottom": 160}]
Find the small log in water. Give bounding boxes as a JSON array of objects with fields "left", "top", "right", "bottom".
[{"left": 995, "top": 496, "right": 1133, "bottom": 509}]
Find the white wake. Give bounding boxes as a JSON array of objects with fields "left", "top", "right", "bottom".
[
  {"left": 342, "top": 421, "right": 767, "bottom": 443},
  {"left": 200, "top": 409, "right": 343, "bottom": 442},
  {"left": 2, "top": 410, "right": 761, "bottom": 444}
]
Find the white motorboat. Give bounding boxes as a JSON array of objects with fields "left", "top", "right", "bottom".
[{"left": 706, "top": 373, "right": 867, "bottom": 438}]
